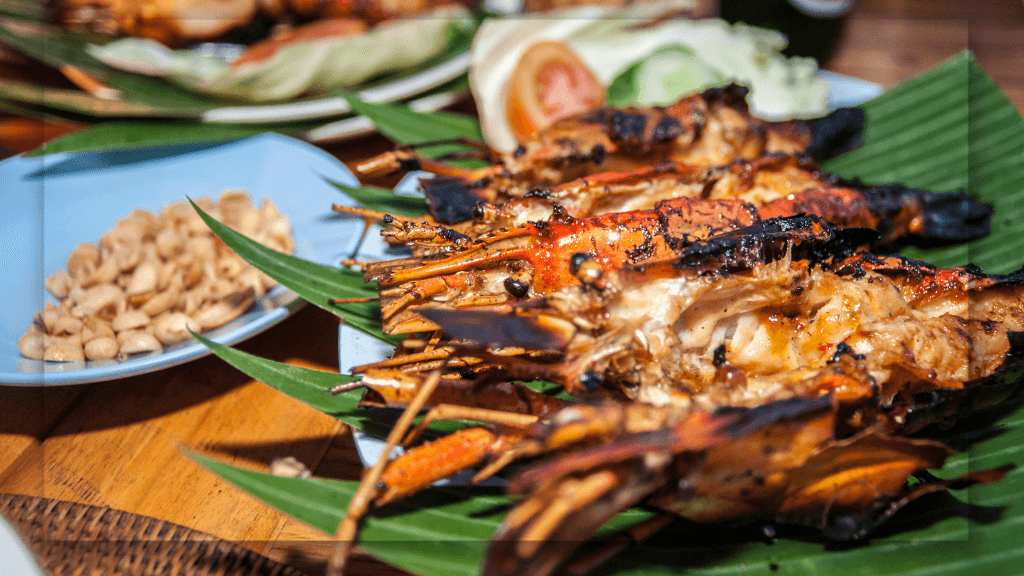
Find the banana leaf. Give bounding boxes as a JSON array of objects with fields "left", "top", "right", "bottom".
[{"left": 198, "top": 52, "right": 1024, "bottom": 576}]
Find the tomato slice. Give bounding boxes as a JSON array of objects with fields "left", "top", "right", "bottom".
[{"left": 505, "top": 40, "right": 606, "bottom": 142}]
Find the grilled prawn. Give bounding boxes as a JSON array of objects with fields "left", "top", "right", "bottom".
[
  {"left": 342, "top": 370, "right": 1009, "bottom": 576},
  {"left": 413, "top": 217, "right": 1024, "bottom": 418},
  {"left": 350, "top": 177, "right": 990, "bottom": 334},
  {"left": 348, "top": 154, "right": 990, "bottom": 251},
  {"left": 357, "top": 85, "right": 866, "bottom": 223}
]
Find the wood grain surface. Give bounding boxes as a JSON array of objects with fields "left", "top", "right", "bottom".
[{"left": 1, "top": 2, "right": 1022, "bottom": 575}]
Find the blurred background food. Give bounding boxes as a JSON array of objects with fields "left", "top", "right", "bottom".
[
  {"left": 0, "top": 0, "right": 480, "bottom": 152},
  {"left": 47, "top": 0, "right": 472, "bottom": 47},
  {"left": 0, "top": 0, "right": 1020, "bottom": 158},
  {"left": 470, "top": 0, "right": 831, "bottom": 152}
]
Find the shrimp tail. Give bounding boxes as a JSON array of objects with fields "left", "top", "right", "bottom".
[
  {"left": 914, "top": 189, "right": 995, "bottom": 242},
  {"left": 804, "top": 106, "right": 867, "bottom": 161}
]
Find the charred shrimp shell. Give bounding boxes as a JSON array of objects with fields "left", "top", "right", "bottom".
[
  {"left": 359, "top": 165, "right": 992, "bottom": 333},
  {"left": 358, "top": 154, "right": 991, "bottom": 258},
  {"left": 359, "top": 385, "right": 1005, "bottom": 576},
  {"left": 358, "top": 84, "right": 866, "bottom": 224},
  {"left": 363, "top": 209, "right": 881, "bottom": 335},
  {"left": 416, "top": 217, "right": 1024, "bottom": 412}
]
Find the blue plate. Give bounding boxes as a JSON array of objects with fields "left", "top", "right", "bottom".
[{"left": 1, "top": 133, "right": 363, "bottom": 385}]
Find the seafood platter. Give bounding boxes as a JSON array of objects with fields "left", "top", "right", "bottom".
[
  {"left": 9, "top": 2, "right": 1022, "bottom": 575},
  {"left": 182, "top": 4, "right": 1024, "bottom": 576}
]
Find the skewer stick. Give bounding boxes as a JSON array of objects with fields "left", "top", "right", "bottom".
[
  {"left": 60, "top": 64, "right": 122, "bottom": 100},
  {"left": 327, "top": 358, "right": 450, "bottom": 576},
  {"left": 329, "top": 296, "right": 379, "bottom": 304},
  {"left": 349, "top": 216, "right": 377, "bottom": 260}
]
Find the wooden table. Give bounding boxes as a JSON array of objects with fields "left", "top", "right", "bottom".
[{"left": 2, "top": 1, "right": 1023, "bottom": 574}]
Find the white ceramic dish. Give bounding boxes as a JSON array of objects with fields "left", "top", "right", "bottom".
[
  {"left": 0, "top": 133, "right": 363, "bottom": 386},
  {"left": 338, "top": 73, "right": 883, "bottom": 462},
  {"left": 202, "top": 52, "right": 472, "bottom": 124},
  {"left": 0, "top": 515, "right": 45, "bottom": 576}
]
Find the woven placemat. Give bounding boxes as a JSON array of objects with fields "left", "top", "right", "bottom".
[{"left": 0, "top": 493, "right": 307, "bottom": 576}]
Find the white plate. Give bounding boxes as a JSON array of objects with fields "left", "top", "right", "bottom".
[
  {"left": 338, "top": 73, "right": 883, "bottom": 462},
  {"left": 0, "top": 515, "right": 45, "bottom": 576},
  {"left": 0, "top": 133, "right": 364, "bottom": 386},
  {"left": 202, "top": 52, "right": 471, "bottom": 125}
]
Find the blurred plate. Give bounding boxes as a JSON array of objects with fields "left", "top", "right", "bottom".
[
  {"left": 0, "top": 13, "right": 471, "bottom": 125},
  {"left": 1, "top": 133, "right": 364, "bottom": 385},
  {"left": 202, "top": 53, "right": 471, "bottom": 124},
  {"left": 339, "top": 72, "right": 882, "bottom": 460}
]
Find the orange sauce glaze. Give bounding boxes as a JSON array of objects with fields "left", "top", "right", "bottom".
[{"left": 525, "top": 211, "right": 670, "bottom": 292}]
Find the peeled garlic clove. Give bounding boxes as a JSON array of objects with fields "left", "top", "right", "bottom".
[
  {"left": 44, "top": 342, "right": 86, "bottom": 363},
  {"left": 216, "top": 189, "right": 253, "bottom": 227},
  {"left": 43, "top": 334, "right": 84, "bottom": 363},
  {"left": 46, "top": 270, "right": 74, "bottom": 299},
  {"left": 217, "top": 253, "right": 246, "bottom": 280},
  {"left": 126, "top": 259, "right": 159, "bottom": 296},
  {"left": 238, "top": 208, "right": 262, "bottom": 237},
  {"left": 206, "top": 278, "right": 238, "bottom": 301},
  {"left": 18, "top": 326, "right": 46, "bottom": 361},
  {"left": 191, "top": 289, "right": 255, "bottom": 331},
  {"left": 84, "top": 337, "right": 119, "bottom": 361},
  {"left": 34, "top": 302, "right": 59, "bottom": 333},
  {"left": 187, "top": 236, "right": 217, "bottom": 266},
  {"left": 53, "top": 315, "right": 84, "bottom": 336},
  {"left": 139, "top": 285, "right": 181, "bottom": 317},
  {"left": 111, "top": 242, "right": 143, "bottom": 273},
  {"left": 235, "top": 267, "right": 267, "bottom": 298},
  {"left": 152, "top": 312, "right": 199, "bottom": 346},
  {"left": 116, "top": 330, "right": 161, "bottom": 356},
  {"left": 72, "top": 284, "right": 126, "bottom": 320},
  {"left": 81, "top": 317, "right": 115, "bottom": 343},
  {"left": 81, "top": 256, "right": 120, "bottom": 288},
  {"left": 112, "top": 309, "right": 150, "bottom": 332},
  {"left": 67, "top": 243, "right": 100, "bottom": 280},
  {"left": 155, "top": 228, "right": 184, "bottom": 260}
]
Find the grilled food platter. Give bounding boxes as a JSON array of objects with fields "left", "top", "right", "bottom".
[{"left": 303, "top": 52, "right": 1024, "bottom": 575}]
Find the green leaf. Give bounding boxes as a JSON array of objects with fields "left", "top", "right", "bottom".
[
  {"left": 189, "top": 198, "right": 401, "bottom": 346},
  {"left": 337, "top": 91, "right": 486, "bottom": 165},
  {"left": 192, "top": 453, "right": 655, "bottom": 575},
  {"left": 606, "top": 59, "right": 644, "bottom": 107},
  {"left": 190, "top": 332, "right": 373, "bottom": 424},
  {"left": 0, "top": 12, "right": 474, "bottom": 117},
  {"left": 0, "top": 16, "right": 223, "bottom": 115},
  {"left": 0, "top": 0, "right": 45, "bottom": 19},
  {"left": 27, "top": 120, "right": 312, "bottom": 157},
  {"left": 203, "top": 53, "right": 1024, "bottom": 576},
  {"left": 326, "top": 178, "right": 427, "bottom": 218},
  {"left": 192, "top": 452, "right": 505, "bottom": 574},
  {"left": 823, "top": 52, "right": 1024, "bottom": 274}
]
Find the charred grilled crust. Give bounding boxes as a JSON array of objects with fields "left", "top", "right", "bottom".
[
  {"left": 849, "top": 184, "right": 993, "bottom": 244},
  {"left": 713, "top": 394, "right": 834, "bottom": 438},
  {"left": 900, "top": 331, "right": 1024, "bottom": 433},
  {"left": 701, "top": 84, "right": 752, "bottom": 112},
  {"left": 655, "top": 197, "right": 760, "bottom": 251},
  {"left": 914, "top": 190, "right": 994, "bottom": 242},
  {"left": 670, "top": 216, "right": 878, "bottom": 273},
  {"left": 610, "top": 110, "right": 650, "bottom": 144},
  {"left": 835, "top": 253, "right": 1024, "bottom": 289},
  {"left": 422, "top": 176, "right": 488, "bottom": 224},
  {"left": 804, "top": 107, "right": 866, "bottom": 161}
]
